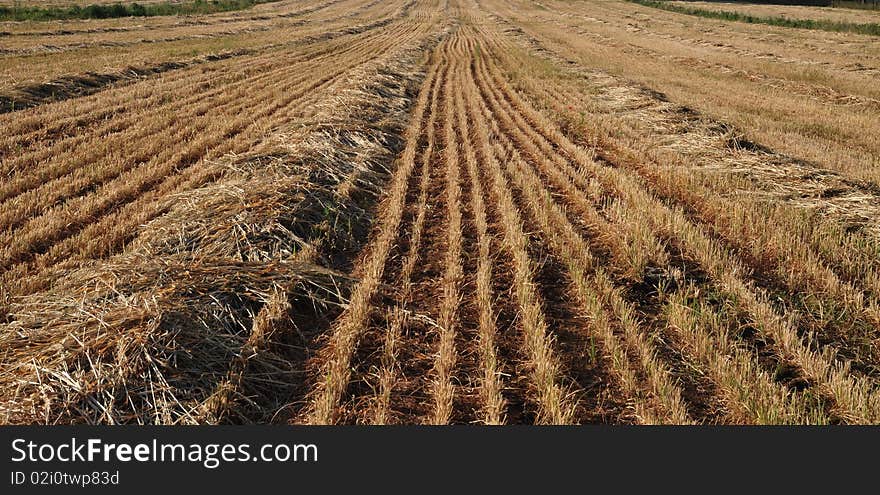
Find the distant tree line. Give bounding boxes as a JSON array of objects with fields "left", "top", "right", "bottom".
[
  {"left": 675, "top": 0, "right": 880, "bottom": 8},
  {"left": 0, "top": 0, "right": 281, "bottom": 21}
]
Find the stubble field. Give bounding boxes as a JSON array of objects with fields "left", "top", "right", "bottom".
[{"left": 1, "top": 0, "right": 879, "bottom": 425}]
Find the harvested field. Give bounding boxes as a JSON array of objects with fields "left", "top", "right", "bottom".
[{"left": 2, "top": 0, "right": 880, "bottom": 425}]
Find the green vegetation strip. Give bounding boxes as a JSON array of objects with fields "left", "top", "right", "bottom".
[
  {"left": 0, "top": 0, "right": 281, "bottom": 21},
  {"left": 628, "top": 0, "right": 880, "bottom": 36}
]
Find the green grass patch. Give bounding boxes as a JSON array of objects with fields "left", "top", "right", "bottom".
[
  {"left": 0, "top": 0, "right": 281, "bottom": 22},
  {"left": 628, "top": 0, "right": 880, "bottom": 36}
]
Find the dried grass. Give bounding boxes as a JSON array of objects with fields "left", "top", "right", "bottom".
[{"left": 0, "top": 34, "right": 435, "bottom": 424}]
